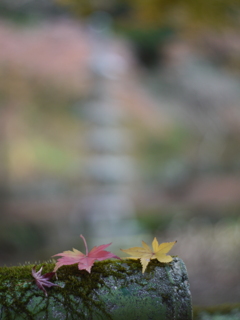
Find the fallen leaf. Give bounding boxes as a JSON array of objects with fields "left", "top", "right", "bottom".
[
  {"left": 32, "top": 266, "right": 58, "bottom": 297},
  {"left": 121, "top": 238, "right": 176, "bottom": 273},
  {"left": 52, "top": 234, "right": 120, "bottom": 273}
]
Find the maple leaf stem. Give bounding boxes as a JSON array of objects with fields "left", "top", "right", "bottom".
[{"left": 80, "top": 234, "right": 88, "bottom": 256}]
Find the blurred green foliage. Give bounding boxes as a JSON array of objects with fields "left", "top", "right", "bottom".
[
  {"left": 54, "top": 0, "right": 239, "bottom": 29},
  {"left": 193, "top": 303, "right": 240, "bottom": 320},
  {"left": 137, "top": 210, "right": 173, "bottom": 233},
  {"left": 120, "top": 26, "right": 174, "bottom": 67},
  {"left": 0, "top": 220, "right": 46, "bottom": 255},
  {"left": 2, "top": 0, "right": 237, "bottom": 31},
  {"left": 137, "top": 127, "right": 192, "bottom": 182},
  {"left": 0, "top": 69, "right": 82, "bottom": 183}
]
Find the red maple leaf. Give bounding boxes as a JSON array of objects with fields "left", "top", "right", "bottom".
[
  {"left": 52, "top": 235, "right": 120, "bottom": 273},
  {"left": 32, "top": 266, "right": 59, "bottom": 297}
]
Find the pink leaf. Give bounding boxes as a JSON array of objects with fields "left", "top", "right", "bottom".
[
  {"left": 52, "top": 235, "right": 120, "bottom": 273},
  {"left": 32, "top": 266, "right": 59, "bottom": 297}
]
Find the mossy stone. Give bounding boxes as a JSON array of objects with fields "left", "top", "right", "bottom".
[{"left": 0, "top": 257, "right": 192, "bottom": 319}]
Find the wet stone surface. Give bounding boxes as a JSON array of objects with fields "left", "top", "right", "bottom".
[{"left": 0, "top": 258, "right": 192, "bottom": 320}]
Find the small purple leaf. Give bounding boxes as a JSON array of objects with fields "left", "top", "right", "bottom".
[{"left": 32, "top": 266, "right": 59, "bottom": 297}]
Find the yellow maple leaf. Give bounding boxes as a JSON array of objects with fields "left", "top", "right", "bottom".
[{"left": 121, "top": 238, "right": 177, "bottom": 273}]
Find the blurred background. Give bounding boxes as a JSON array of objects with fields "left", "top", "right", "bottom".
[{"left": 1, "top": 0, "right": 240, "bottom": 307}]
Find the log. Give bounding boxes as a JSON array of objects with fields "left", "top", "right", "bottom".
[{"left": 0, "top": 257, "right": 192, "bottom": 319}]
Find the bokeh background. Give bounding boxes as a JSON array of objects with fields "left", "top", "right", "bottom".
[{"left": 1, "top": 0, "right": 240, "bottom": 307}]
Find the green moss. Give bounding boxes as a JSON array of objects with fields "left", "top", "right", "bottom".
[{"left": 0, "top": 260, "right": 141, "bottom": 319}]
